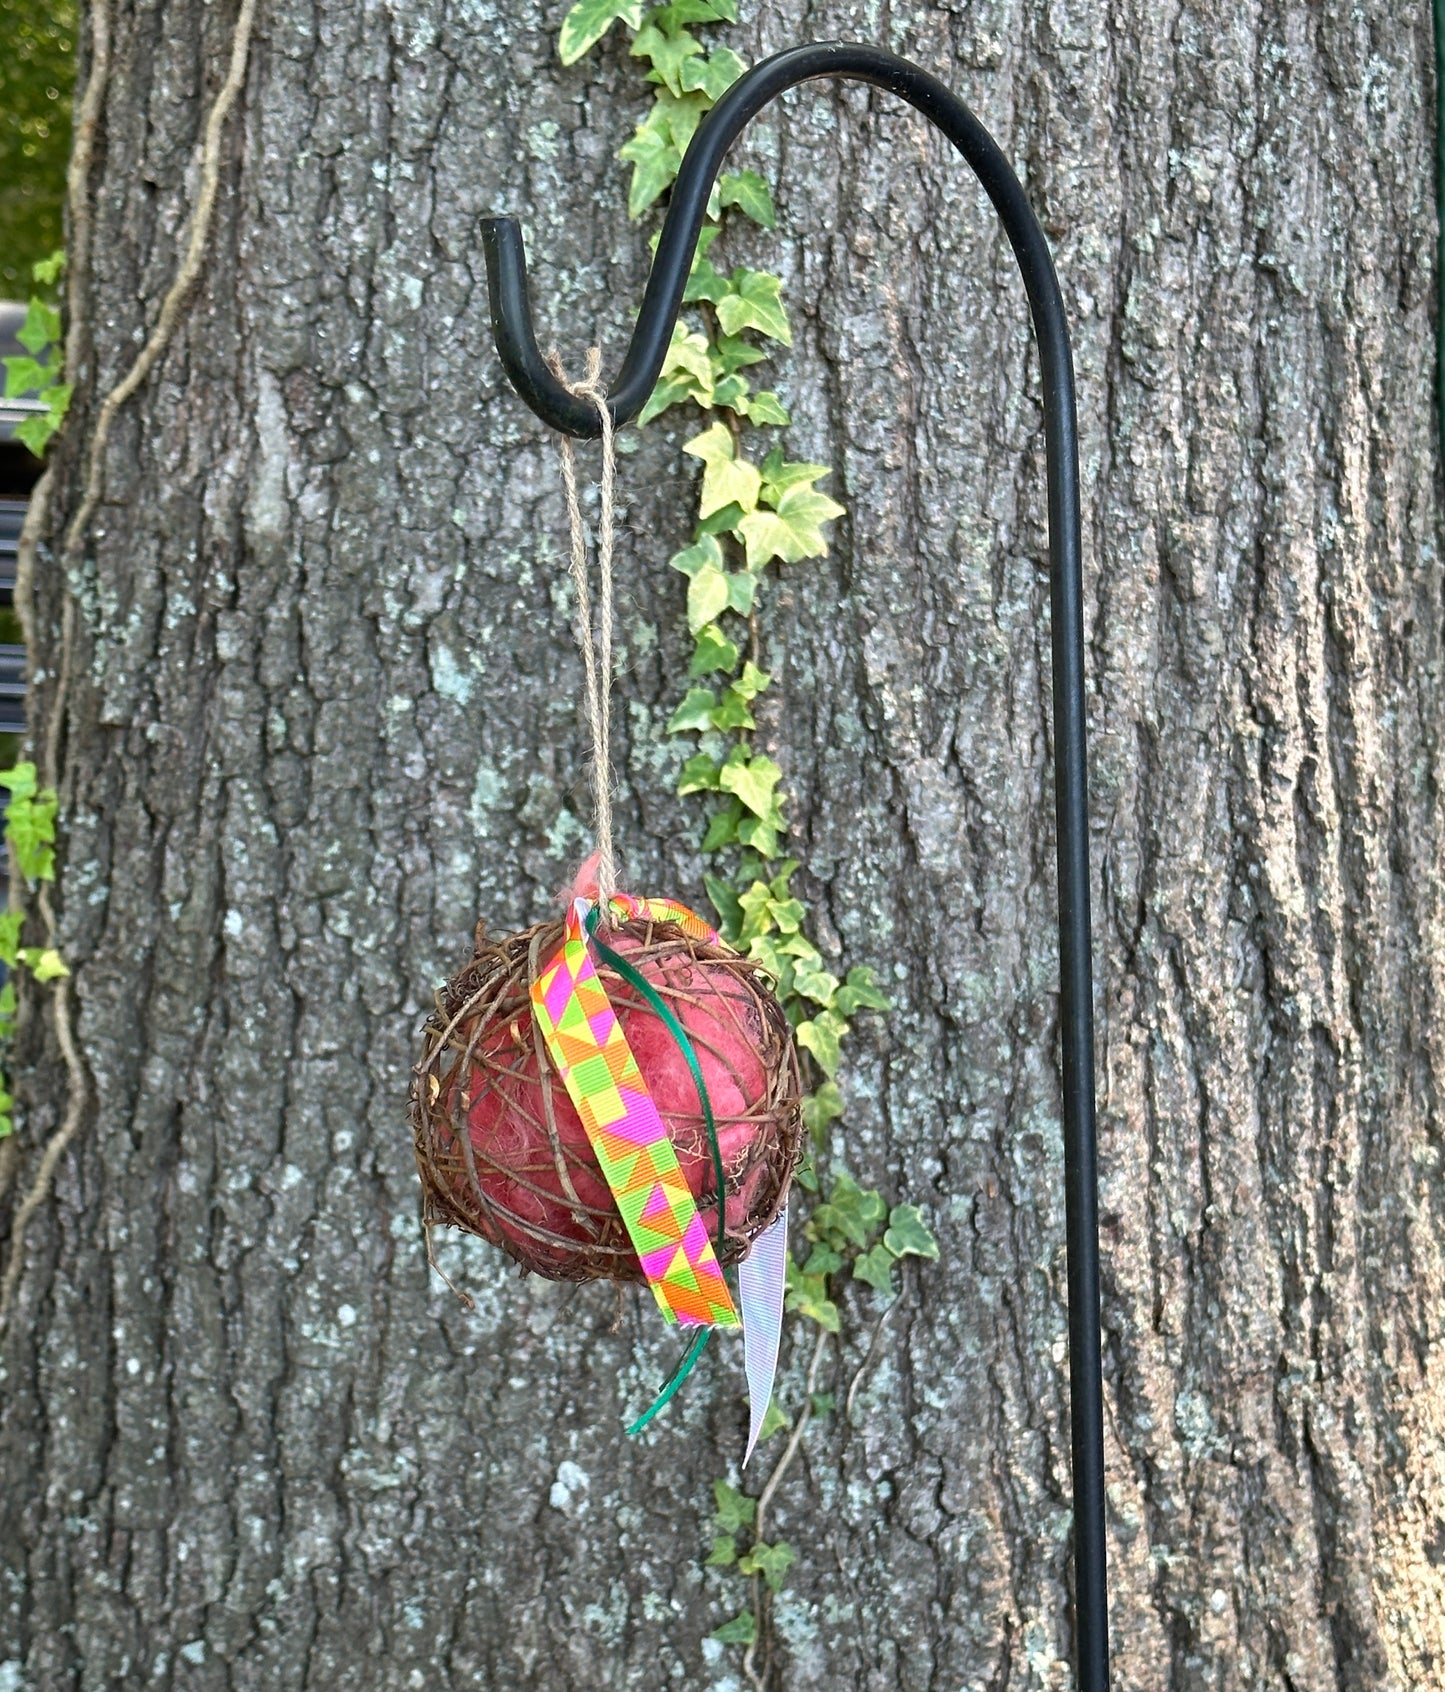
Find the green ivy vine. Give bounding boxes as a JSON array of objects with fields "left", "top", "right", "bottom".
[
  {"left": 0, "top": 762, "right": 66, "bottom": 1140},
  {"left": 560, "top": 3, "right": 939, "bottom": 1681},
  {"left": 2, "top": 248, "right": 72, "bottom": 456}
]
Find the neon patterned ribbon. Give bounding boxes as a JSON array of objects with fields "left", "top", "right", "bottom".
[{"left": 530, "top": 897, "right": 739, "bottom": 1329}]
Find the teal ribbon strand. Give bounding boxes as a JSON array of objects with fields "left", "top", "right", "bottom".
[{"left": 583, "top": 903, "right": 731, "bottom": 1434}]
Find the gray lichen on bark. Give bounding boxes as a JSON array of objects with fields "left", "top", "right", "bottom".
[{"left": 2, "top": 0, "right": 1444, "bottom": 1688}]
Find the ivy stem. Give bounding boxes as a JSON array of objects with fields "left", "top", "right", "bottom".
[
  {"left": 844, "top": 1287, "right": 905, "bottom": 1420},
  {"left": 742, "top": 1325, "right": 831, "bottom": 1690}
]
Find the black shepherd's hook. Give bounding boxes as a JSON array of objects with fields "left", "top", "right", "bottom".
[{"left": 480, "top": 40, "right": 1107, "bottom": 1692}]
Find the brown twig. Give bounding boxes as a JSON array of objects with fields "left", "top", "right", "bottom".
[{"left": 0, "top": 0, "right": 259, "bottom": 1327}]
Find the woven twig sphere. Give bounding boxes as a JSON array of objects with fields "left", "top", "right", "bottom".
[{"left": 410, "top": 915, "right": 804, "bottom": 1283}]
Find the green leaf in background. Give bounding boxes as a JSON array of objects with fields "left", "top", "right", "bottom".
[
  {"left": 736, "top": 483, "right": 846, "bottom": 567},
  {"left": 853, "top": 1242, "right": 897, "bottom": 1294},
  {"left": 709, "top": 685, "right": 755, "bottom": 731},
  {"left": 738, "top": 1540, "right": 797, "bottom": 1592},
  {"left": 18, "top": 946, "right": 68, "bottom": 982},
  {"left": 558, "top": 0, "right": 645, "bottom": 64},
  {"left": 700, "top": 798, "right": 742, "bottom": 851},
  {"left": 795, "top": 1009, "right": 846, "bottom": 1077},
  {"left": 834, "top": 964, "right": 891, "bottom": 1015},
  {"left": 731, "top": 660, "right": 771, "bottom": 699},
  {"left": 680, "top": 44, "right": 748, "bottom": 100},
  {"left": 632, "top": 18, "right": 703, "bottom": 96},
  {"left": 689, "top": 621, "right": 740, "bottom": 675},
  {"left": 884, "top": 1203, "right": 940, "bottom": 1261},
  {"left": 800, "top": 1081, "right": 843, "bottom": 1139},
  {"left": 712, "top": 1479, "right": 757, "bottom": 1533},
  {"left": 718, "top": 168, "right": 775, "bottom": 227},
  {"left": 703, "top": 871, "right": 744, "bottom": 939},
  {"left": 715, "top": 268, "right": 791, "bottom": 343},
  {"left": 686, "top": 560, "right": 731, "bottom": 632},
  {"left": 684, "top": 421, "right": 762, "bottom": 518},
  {"left": 666, "top": 686, "right": 718, "bottom": 733},
  {"left": 717, "top": 751, "right": 781, "bottom": 817}
]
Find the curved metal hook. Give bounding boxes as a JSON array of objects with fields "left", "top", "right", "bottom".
[{"left": 482, "top": 40, "right": 1107, "bottom": 1692}]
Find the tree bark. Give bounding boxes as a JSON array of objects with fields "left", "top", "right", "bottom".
[{"left": 3, "top": 1, "right": 1443, "bottom": 1688}]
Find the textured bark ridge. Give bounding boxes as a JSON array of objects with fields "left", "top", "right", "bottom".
[{"left": 2, "top": 2, "right": 1444, "bottom": 1688}]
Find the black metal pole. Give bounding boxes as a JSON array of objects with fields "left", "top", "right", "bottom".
[{"left": 479, "top": 42, "right": 1107, "bottom": 1690}]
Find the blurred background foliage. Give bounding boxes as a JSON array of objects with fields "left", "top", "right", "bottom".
[{"left": 0, "top": 0, "right": 75, "bottom": 295}]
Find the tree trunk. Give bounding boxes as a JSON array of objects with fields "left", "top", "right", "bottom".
[{"left": 3, "top": 1, "right": 1443, "bottom": 1688}]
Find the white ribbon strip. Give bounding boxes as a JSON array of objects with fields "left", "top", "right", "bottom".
[{"left": 739, "top": 1203, "right": 789, "bottom": 1466}]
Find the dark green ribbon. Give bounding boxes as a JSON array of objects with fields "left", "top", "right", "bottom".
[{"left": 583, "top": 903, "right": 729, "bottom": 1435}]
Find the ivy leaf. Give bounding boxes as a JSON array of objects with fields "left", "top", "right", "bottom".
[
  {"left": 3, "top": 355, "right": 51, "bottom": 399},
  {"left": 715, "top": 269, "right": 791, "bottom": 344},
  {"left": 0, "top": 909, "right": 23, "bottom": 968},
  {"left": 830, "top": 1171, "right": 887, "bottom": 1232},
  {"left": 735, "top": 796, "right": 786, "bottom": 858},
  {"left": 736, "top": 878, "right": 775, "bottom": 944},
  {"left": 717, "top": 752, "right": 782, "bottom": 818},
  {"left": 755, "top": 1398, "right": 790, "bottom": 1441},
  {"left": 18, "top": 947, "right": 68, "bottom": 982},
  {"left": 738, "top": 1540, "right": 797, "bottom": 1592},
  {"left": 724, "top": 570, "right": 755, "bottom": 616},
  {"left": 687, "top": 561, "right": 731, "bottom": 632},
  {"left": 618, "top": 108, "right": 679, "bottom": 215},
  {"left": 784, "top": 1257, "right": 841, "bottom": 1331},
  {"left": 739, "top": 389, "right": 790, "bottom": 425},
  {"left": 689, "top": 622, "right": 740, "bottom": 676},
  {"left": 711, "top": 1611, "right": 757, "bottom": 1646},
  {"left": 667, "top": 686, "right": 717, "bottom": 733},
  {"left": 718, "top": 168, "right": 776, "bottom": 227},
  {"left": 619, "top": 93, "right": 708, "bottom": 216},
  {"left": 632, "top": 20, "right": 703, "bottom": 96},
  {"left": 0, "top": 763, "right": 39, "bottom": 804},
  {"left": 711, "top": 373, "right": 750, "bottom": 412},
  {"left": 796, "top": 1008, "right": 847, "bottom": 1077},
  {"left": 680, "top": 44, "right": 748, "bottom": 100},
  {"left": 636, "top": 374, "right": 699, "bottom": 427},
  {"left": 559, "top": 0, "right": 645, "bottom": 64},
  {"left": 32, "top": 250, "right": 65, "bottom": 287},
  {"left": 705, "top": 1533, "right": 738, "bottom": 1567},
  {"left": 709, "top": 685, "right": 754, "bottom": 731},
  {"left": 700, "top": 798, "right": 742, "bottom": 851},
  {"left": 853, "top": 1242, "right": 897, "bottom": 1294},
  {"left": 669, "top": 534, "right": 724, "bottom": 579},
  {"left": 731, "top": 660, "right": 771, "bottom": 699},
  {"left": 677, "top": 752, "right": 721, "bottom": 794},
  {"left": 16, "top": 298, "right": 60, "bottom": 356},
  {"left": 801, "top": 1081, "right": 843, "bottom": 1139},
  {"left": 884, "top": 1203, "right": 940, "bottom": 1261},
  {"left": 683, "top": 421, "right": 762, "bottom": 519},
  {"left": 736, "top": 484, "right": 846, "bottom": 567},
  {"left": 792, "top": 958, "right": 840, "bottom": 1007},
  {"left": 659, "top": 322, "right": 715, "bottom": 398},
  {"left": 834, "top": 964, "right": 891, "bottom": 1015},
  {"left": 746, "top": 934, "right": 793, "bottom": 996},
  {"left": 704, "top": 872, "right": 744, "bottom": 940},
  {"left": 759, "top": 447, "right": 832, "bottom": 497},
  {"left": 712, "top": 1479, "right": 757, "bottom": 1534},
  {"left": 683, "top": 254, "right": 731, "bottom": 304},
  {"left": 655, "top": 0, "right": 737, "bottom": 21},
  {"left": 801, "top": 1241, "right": 844, "bottom": 1277},
  {"left": 712, "top": 334, "right": 768, "bottom": 377},
  {"left": 15, "top": 389, "right": 71, "bottom": 456},
  {"left": 768, "top": 895, "right": 805, "bottom": 933}
]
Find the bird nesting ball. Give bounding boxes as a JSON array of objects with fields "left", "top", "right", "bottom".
[{"left": 410, "top": 912, "right": 803, "bottom": 1283}]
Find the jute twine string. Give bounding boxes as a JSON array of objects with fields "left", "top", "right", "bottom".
[{"left": 549, "top": 346, "right": 618, "bottom": 907}]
